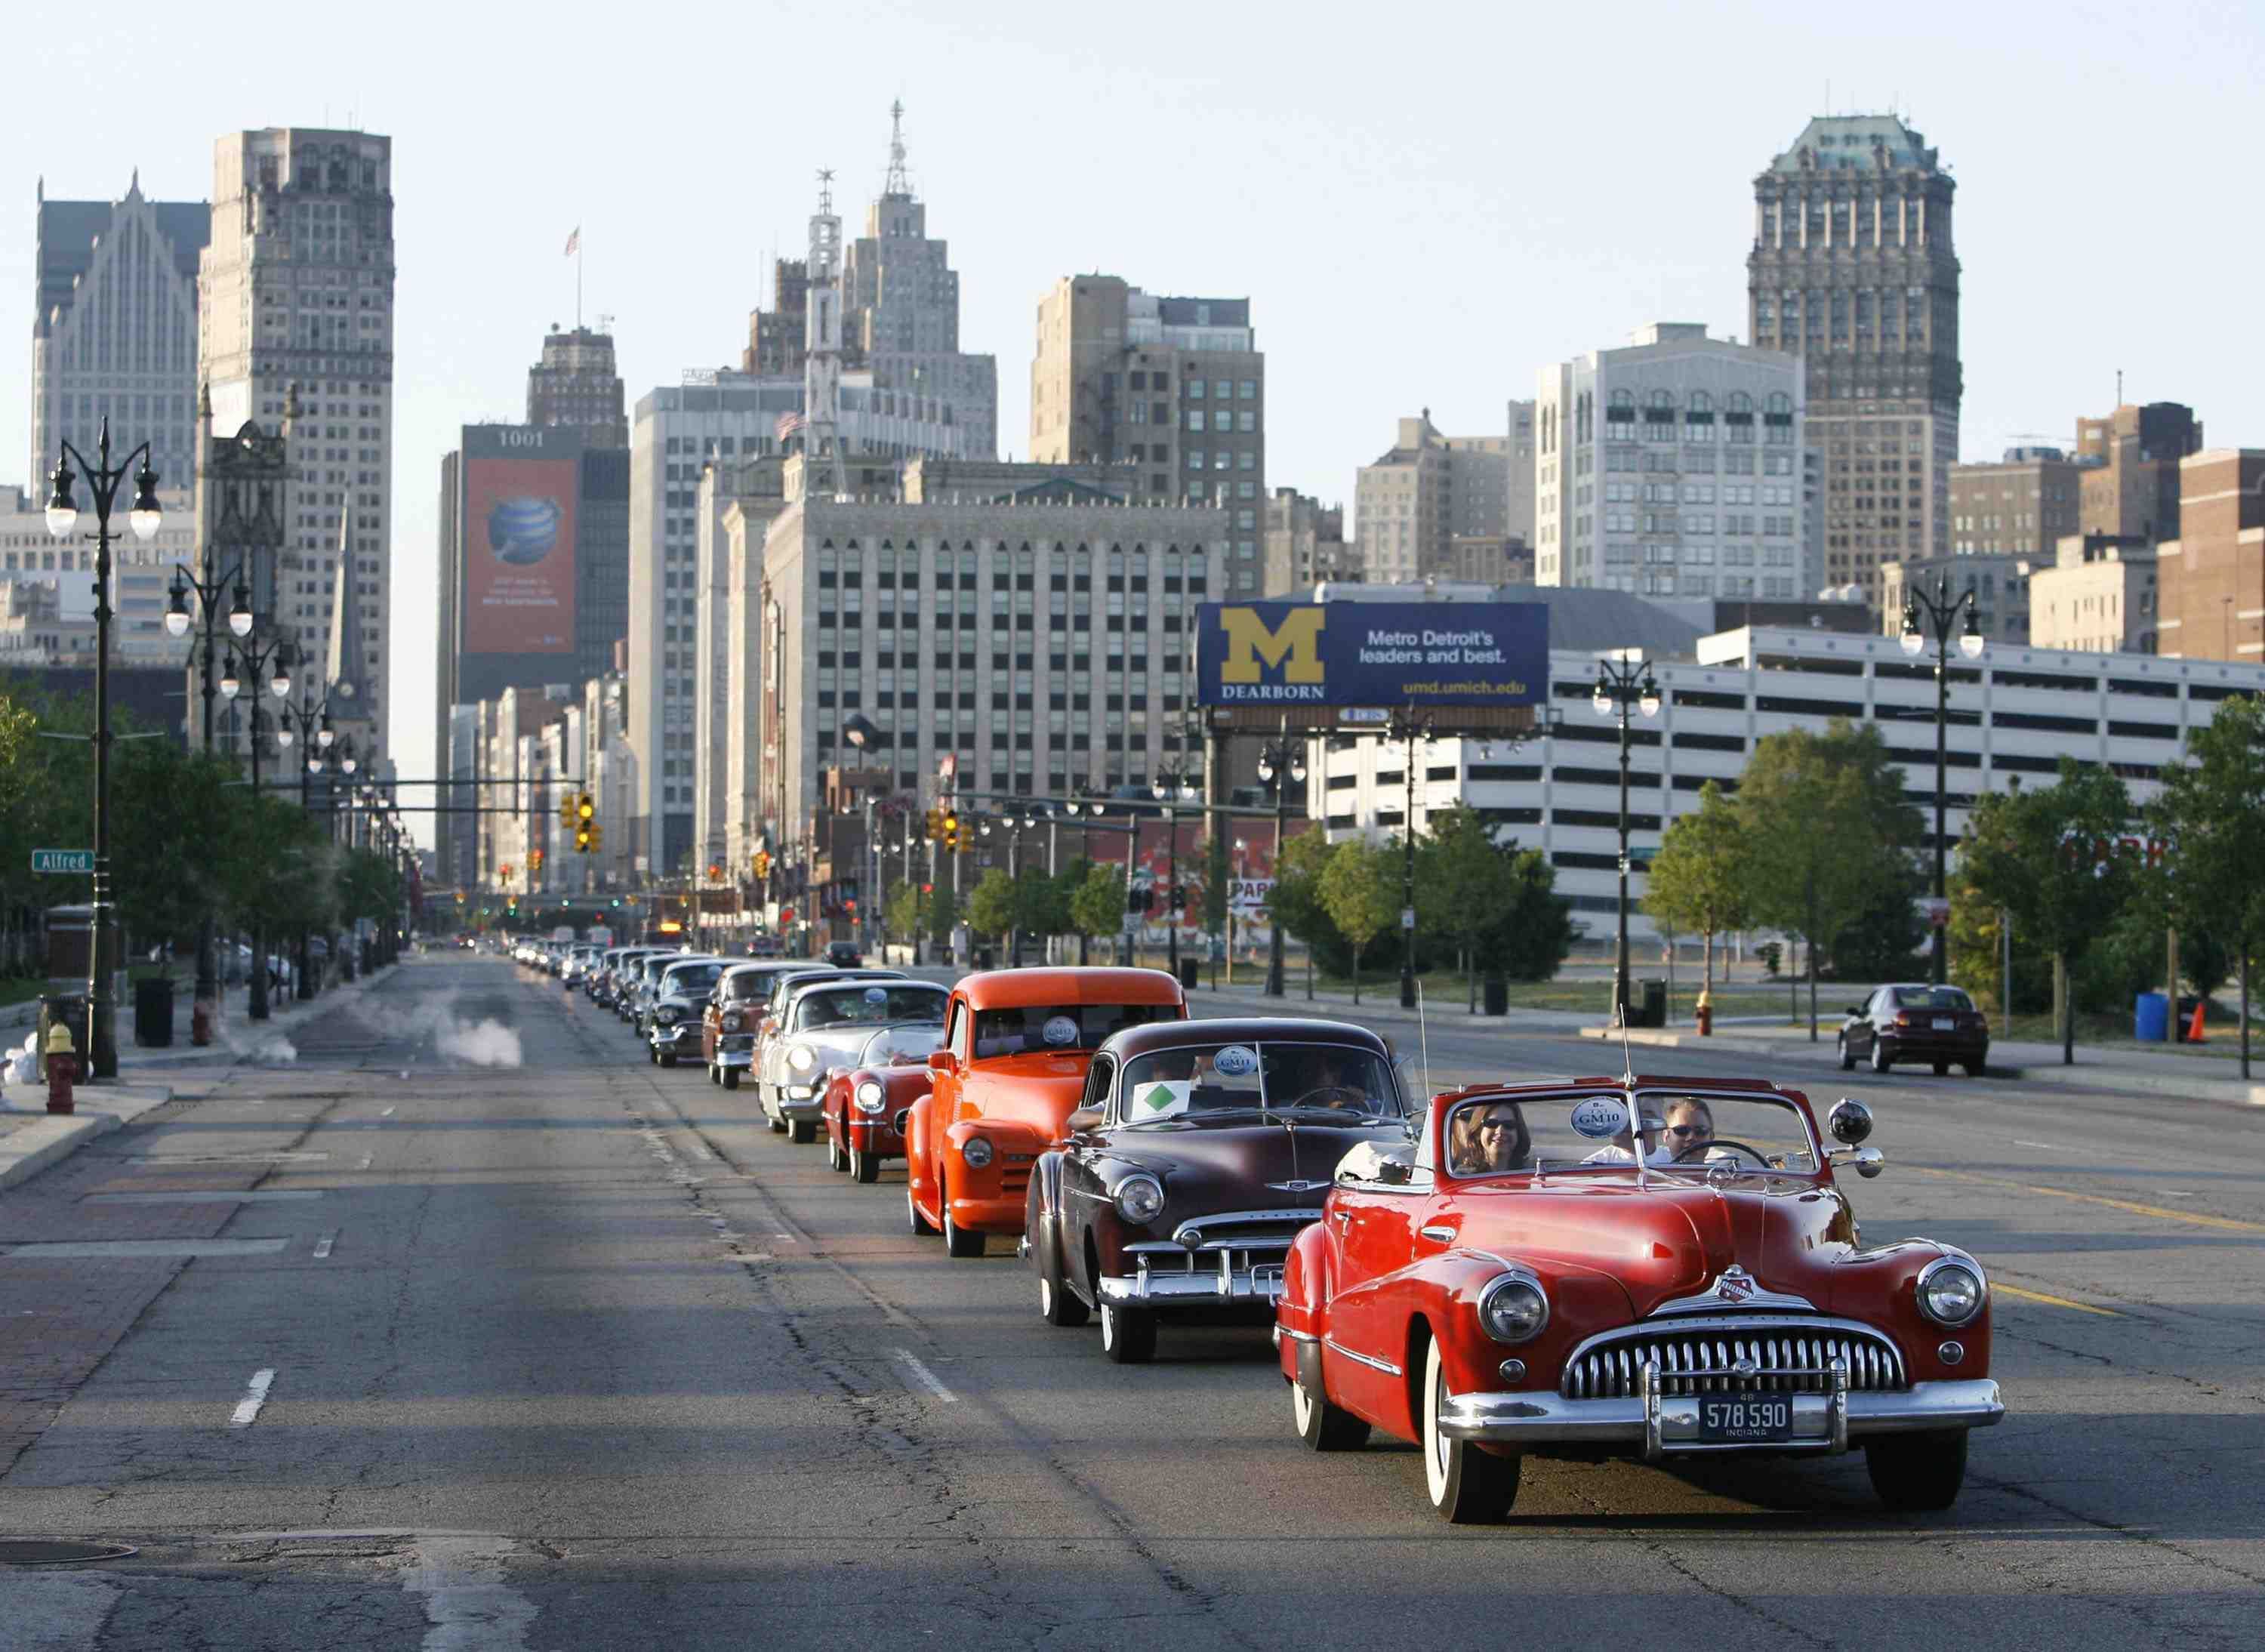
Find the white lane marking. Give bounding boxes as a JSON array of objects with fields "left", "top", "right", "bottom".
[
  {"left": 230, "top": 1367, "right": 276, "bottom": 1428},
  {"left": 313, "top": 1231, "right": 335, "bottom": 1259},
  {"left": 690, "top": 1143, "right": 715, "bottom": 1161},
  {"left": 893, "top": 1349, "right": 957, "bottom": 1403},
  {"left": 85, "top": 1191, "right": 325, "bottom": 1204},
  {"left": 406, "top": 1531, "right": 538, "bottom": 1650},
  {"left": 2157, "top": 1189, "right": 2195, "bottom": 1197},
  {"left": 131, "top": 1152, "right": 329, "bottom": 1164},
  {"left": 379, "top": 1105, "right": 397, "bottom": 1118},
  {"left": 357, "top": 1155, "right": 374, "bottom": 1170},
  {"left": 0, "top": 1238, "right": 291, "bottom": 1259},
  {"left": 2013, "top": 1139, "right": 2060, "bottom": 1151}
]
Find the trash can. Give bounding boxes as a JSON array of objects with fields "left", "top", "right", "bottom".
[
  {"left": 1637, "top": 979, "right": 1669, "bottom": 1028},
  {"left": 1176, "top": 957, "right": 1202, "bottom": 990},
  {"left": 134, "top": 975, "right": 175, "bottom": 1047},
  {"left": 2134, "top": 991, "right": 2169, "bottom": 1043},
  {"left": 1483, "top": 976, "right": 1510, "bottom": 1017},
  {"left": 975, "top": 947, "right": 994, "bottom": 971},
  {"left": 37, "top": 993, "right": 87, "bottom": 1080}
]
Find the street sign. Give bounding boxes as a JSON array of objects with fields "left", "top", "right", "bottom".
[
  {"left": 31, "top": 849, "right": 94, "bottom": 874},
  {"left": 1400, "top": 906, "right": 1416, "bottom": 931}
]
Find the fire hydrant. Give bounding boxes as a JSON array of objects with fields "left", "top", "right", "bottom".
[
  {"left": 1695, "top": 991, "right": 1714, "bottom": 1037},
  {"left": 43, "top": 1022, "right": 78, "bottom": 1115},
  {"left": 192, "top": 997, "right": 215, "bottom": 1047}
]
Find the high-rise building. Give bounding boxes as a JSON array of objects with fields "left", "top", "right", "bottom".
[
  {"left": 1028, "top": 274, "right": 1265, "bottom": 593},
  {"left": 1748, "top": 115, "right": 1958, "bottom": 612},
  {"left": 1261, "top": 489, "right": 1354, "bottom": 595},
  {"left": 1352, "top": 412, "right": 1508, "bottom": 583},
  {"left": 1535, "top": 323, "right": 1807, "bottom": 601},
  {"left": 1879, "top": 553, "right": 2030, "bottom": 648},
  {"left": 198, "top": 127, "right": 396, "bottom": 763},
  {"left": 528, "top": 325, "right": 627, "bottom": 448},
  {"left": 1949, "top": 447, "right": 2082, "bottom": 558},
  {"left": 739, "top": 107, "right": 998, "bottom": 458},
  {"left": 30, "top": 175, "right": 208, "bottom": 495},
  {"left": 2028, "top": 533, "right": 2159, "bottom": 655},
  {"left": 1506, "top": 399, "right": 1537, "bottom": 546},
  {"left": 2157, "top": 449, "right": 2265, "bottom": 664},
  {"left": 2075, "top": 402, "right": 2203, "bottom": 541}
]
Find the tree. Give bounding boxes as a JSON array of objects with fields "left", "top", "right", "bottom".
[
  {"left": 884, "top": 880, "right": 924, "bottom": 947},
  {"left": 1415, "top": 805, "right": 1519, "bottom": 1011},
  {"left": 1266, "top": 825, "right": 1340, "bottom": 963},
  {"left": 1961, "top": 758, "right": 2137, "bottom": 1065},
  {"left": 1474, "top": 844, "right": 1576, "bottom": 984},
  {"left": 926, "top": 881, "right": 959, "bottom": 952},
  {"left": 966, "top": 868, "right": 1015, "bottom": 942},
  {"left": 1318, "top": 838, "right": 1396, "bottom": 1005},
  {"left": 2147, "top": 695, "right": 2265, "bottom": 1076},
  {"left": 1736, "top": 720, "right": 1922, "bottom": 1038},
  {"left": 1068, "top": 862, "right": 1124, "bottom": 963},
  {"left": 1641, "top": 779, "right": 1751, "bottom": 999}
]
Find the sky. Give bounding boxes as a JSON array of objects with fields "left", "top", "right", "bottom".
[{"left": 7, "top": 0, "right": 2262, "bottom": 849}]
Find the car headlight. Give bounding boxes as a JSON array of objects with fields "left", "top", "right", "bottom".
[
  {"left": 1916, "top": 1256, "right": 1986, "bottom": 1327},
  {"left": 1478, "top": 1272, "right": 1549, "bottom": 1344},
  {"left": 787, "top": 1045, "right": 817, "bottom": 1073},
  {"left": 855, "top": 1080, "right": 885, "bottom": 1114},
  {"left": 1114, "top": 1174, "right": 1165, "bottom": 1225},
  {"left": 722, "top": 1011, "right": 741, "bottom": 1031},
  {"left": 962, "top": 1136, "right": 994, "bottom": 1170},
  {"left": 654, "top": 1006, "right": 680, "bottom": 1025}
]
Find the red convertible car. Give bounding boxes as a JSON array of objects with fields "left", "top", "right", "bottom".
[
  {"left": 1275, "top": 1075, "right": 2002, "bottom": 1521},
  {"left": 821, "top": 1023, "right": 948, "bottom": 1183}
]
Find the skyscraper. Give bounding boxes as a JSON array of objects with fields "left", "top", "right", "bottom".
[
  {"left": 1353, "top": 412, "right": 1508, "bottom": 584},
  {"left": 199, "top": 128, "right": 396, "bottom": 761},
  {"left": 1747, "top": 115, "right": 1958, "bottom": 611},
  {"left": 30, "top": 175, "right": 208, "bottom": 498},
  {"left": 1028, "top": 275, "right": 1266, "bottom": 593},
  {"left": 528, "top": 325, "right": 628, "bottom": 448}
]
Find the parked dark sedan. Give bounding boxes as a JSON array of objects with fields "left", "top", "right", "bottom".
[
  {"left": 1838, "top": 983, "right": 1989, "bottom": 1076},
  {"left": 1022, "top": 1018, "right": 1412, "bottom": 1364}
]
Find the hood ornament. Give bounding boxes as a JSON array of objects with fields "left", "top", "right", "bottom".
[
  {"left": 1266, "top": 1178, "right": 1331, "bottom": 1194},
  {"left": 1649, "top": 1264, "right": 1819, "bottom": 1318},
  {"left": 1713, "top": 1266, "right": 1759, "bottom": 1305}
]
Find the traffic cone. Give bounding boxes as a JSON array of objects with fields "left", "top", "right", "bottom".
[{"left": 2186, "top": 999, "right": 2208, "bottom": 1043}]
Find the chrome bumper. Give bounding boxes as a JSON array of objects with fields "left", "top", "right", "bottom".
[
  {"left": 1097, "top": 1262, "right": 1287, "bottom": 1308},
  {"left": 1436, "top": 1377, "right": 2003, "bottom": 1458},
  {"left": 649, "top": 1023, "right": 696, "bottom": 1048},
  {"left": 714, "top": 1044, "right": 754, "bottom": 1068},
  {"left": 772, "top": 1090, "right": 823, "bottom": 1121}
]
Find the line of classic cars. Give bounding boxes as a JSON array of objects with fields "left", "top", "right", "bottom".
[{"left": 575, "top": 955, "right": 2004, "bottom": 1522}]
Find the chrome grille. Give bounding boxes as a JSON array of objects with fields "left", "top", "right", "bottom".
[{"left": 1561, "top": 1322, "right": 1906, "bottom": 1399}]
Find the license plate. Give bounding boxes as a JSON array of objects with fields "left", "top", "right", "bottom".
[
  {"left": 1696, "top": 1395, "right": 1792, "bottom": 1443},
  {"left": 1933, "top": 1018, "right": 1956, "bottom": 1031}
]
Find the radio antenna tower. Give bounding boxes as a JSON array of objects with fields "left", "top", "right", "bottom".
[
  {"left": 884, "top": 99, "right": 911, "bottom": 197},
  {"left": 803, "top": 168, "right": 847, "bottom": 503}
]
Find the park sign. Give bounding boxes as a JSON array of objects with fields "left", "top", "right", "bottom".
[
  {"left": 1194, "top": 601, "right": 1549, "bottom": 735},
  {"left": 31, "top": 849, "right": 94, "bottom": 874}
]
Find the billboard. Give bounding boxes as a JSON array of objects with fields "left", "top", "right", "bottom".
[
  {"left": 1195, "top": 601, "right": 1549, "bottom": 711},
  {"left": 464, "top": 448, "right": 578, "bottom": 654}
]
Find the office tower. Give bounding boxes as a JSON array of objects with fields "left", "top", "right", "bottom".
[
  {"left": 2158, "top": 449, "right": 2265, "bottom": 662},
  {"left": 31, "top": 174, "right": 208, "bottom": 496},
  {"left": 1353, "top": 411, "right": 1509, "bottom": 583},
  {"left": 199, "top": 128, "right": 396, "bottom": 762},
  {"left": 1748, "top": 115, "right": 1958, "bottom": 612},
  {"left": 1949, "top": 448, "right": 2083, "bottom": 557},
  {"left": 1029, "top": 274, "right": 1265, "bottom": 593},
  {"left": 2074, "top": 402, "right": 2203, "bottom": 540},
  {"left": 1535, "top": 323, "right": 1806, "bottom": 600},
  {"left": 1262, "top": 489, "right": 1354, "bottom": 595},
  {"left": 528, "top": 325, "right": 628, "bottom": 448}
]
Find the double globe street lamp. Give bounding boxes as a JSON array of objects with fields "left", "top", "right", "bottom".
[
  {"left": 1900, "top": 578, "right": 1986, "bottom": 985},
  {"left": 1255, "top": 723, "right": 1308, "bottom": 998},
  {"left": 45, "top": 421, "right": 162, "bottom": 1078},
  {"left": 1152, "top": 769, "right": 1198, "bottom": 977},
  {"left": 1593, "top": 653, "right": 1662, "bottom": 1023},
  {"left": 164, "top": 564, "right": 253, "bottom": 1031},
  {"left": 219, "top": 630, "right": 298, "bottom": 1021}
]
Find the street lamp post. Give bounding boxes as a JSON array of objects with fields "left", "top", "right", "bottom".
[
  {"left": 45, "top": 419, "right": 163, "bottom": 1078},
  {"left": 165, "top": 560, "right": 252, "bottom": 1032},
  {"left": 1385, "top": 706, "right": 1438, "bottom": 1010},
  {"left": 220, "top": 627, "right": 297, "bottom": 1021},
  {"left": 1592, "top": 653, "right": 1663, "bottom": 1022},
  {"left": 1152, "top": 770, "right": 1196, "bottom": 976},
  {"left": 276, "top": 673, "right": 350, "bottom": 999},
  {"left": 1900, "top": 577, "right": 1986, "bottom": 985},
  {"left": 1256, "top": 717, "right": 1308, "bottom": 998}
]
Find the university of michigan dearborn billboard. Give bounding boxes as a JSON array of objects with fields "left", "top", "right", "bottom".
[{"left": 1196, "top": 602, "right": 1549, "bottom": 709}]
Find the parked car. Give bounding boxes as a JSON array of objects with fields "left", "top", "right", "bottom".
[
  {"left": 824, "top": 939, "right": 863, "bottom": 967},
  {"left": 904, "top": 967, "right": 1187, "bottom": 1258},
  {"left": 1838, "top": 983, "right": 1989, "bottom": 1075},
  {"left": 1274, "top": 1076, "right": 2002, "bottom": 1521},
  {"left": 821, "top": 1022, "right": 949, "bottom": 1183},
  {"left": 701, "top": 960, "right": 822, "bottom": 1088},
  {"left": 1025, "top": 1018, "right": 1411, "bottom": 1364},
  {"left": 646, "top": 957, "right": 730, "bottom": 1067},
  {"left": 758, "top": 977, "right": 945, "bottom": 1142}
]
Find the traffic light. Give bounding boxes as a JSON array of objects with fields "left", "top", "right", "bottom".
[
  {"left": 559, "top": 794, "right": 576, "bottom": 829},
  {"left": 531, "top": 849, "right": 545, "bottom": 871},
  {"left": 925, "top": 806, "right": 944, "bottom": 840},
  {"left": 707, "top": 861, "right": 723, "bottom": 882},
  {"left": 577, "top": 792, "right": 594, "bottom": 823},
  {"left": 753, "top": 849, "right": 772, "bottom": 880},
  {"left": 941, "top": 810, "right": 960, "bottom": 851},
  {"left": 589, "top": 823, "right": 602, "bottom": 852},
  {"left": 1126, "top": 882, "right": 1151, "bottom": 914},
  {"left": 575, "top": 818, "right": 593, "bottom": 853},
  {"left": 1169, "top": 885, "right": 1186, "bottom": 913}
]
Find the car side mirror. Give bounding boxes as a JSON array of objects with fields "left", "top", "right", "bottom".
[
  {"left": 1827, "top": 1097, "right": 1874, "bottom": 1145},
  {"left": 1829, "top": 1146, "right": 1884, "bottom": 1179},
  {"left": 926, "top": 1049, "right": 955, "bottom": 1074},
  {"left": 1066, "top": 1106, "right": 1103, "bottom": 1134},
  {"left": 1846, "top": 1005, "right": 1866, "bottom": 1019}
]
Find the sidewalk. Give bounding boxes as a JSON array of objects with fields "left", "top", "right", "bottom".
[
  {"left": 1578, "top": 1018, "right": 2265, "bottom": 1107},
  {"left": 0, "top": 962, "right": 400, "bottom": 1191}
]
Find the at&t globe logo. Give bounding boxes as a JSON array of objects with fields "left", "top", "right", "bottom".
[{"left": 488, "top": 496, "right": 562, "bottom": 565}]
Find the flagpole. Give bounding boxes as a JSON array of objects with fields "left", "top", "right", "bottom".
[{"left": 576, "top": 231, "right": 584, "bottom": 329}]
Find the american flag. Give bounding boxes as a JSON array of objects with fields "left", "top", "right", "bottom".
[
  {"left": 563, "top": 227, "right": 580, "bottom": 257},
  {"left": 774, "top": 411, "right": 806, "bottom": 444}
]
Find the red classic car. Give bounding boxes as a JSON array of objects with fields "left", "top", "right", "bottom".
[
  {"left": 1275, "top": 1075, "right": 2003, "bottom": 1522},
  {"left": 904, "top": 966, "right": 1186, "bottom": 1257},
  {"left": 821, "top": 1023, "right": 948, "bottom": 1182}
]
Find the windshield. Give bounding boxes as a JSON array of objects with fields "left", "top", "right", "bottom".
[
  {"left": 723, "top": 970, "right": 778, "bottom": 1001},
  {"left": 795, "top": 984, "right": 948, "bottom": 1030},
  {"left": 972, "top": 1002, "right": 1178, "bottom": 1058},
  {"left": 1444, "top": 1090, "right": 1819, "bottom": 1178},
  {"left": 1119, "top": 1040, "right": 1404, "bottom": 1123},
  {"left": 1888, "top": 986, "right": 1974, "bottom": 1012},
  {"left": 862, "top": 1022, "right": 946, "bottom": 1067},
  {"left": 662, "top": 963, "right": 723, "bottom": 996}
]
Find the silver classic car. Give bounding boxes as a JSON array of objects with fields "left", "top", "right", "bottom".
[{"left": 758, "top": 977, "right": 946, "bottom": 1143}]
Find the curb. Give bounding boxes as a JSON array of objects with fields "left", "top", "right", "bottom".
[{"left": 0, "top": 1083, "right": 179, "bottom": 1191}]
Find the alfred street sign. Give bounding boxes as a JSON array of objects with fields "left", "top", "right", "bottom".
[{"left": 32, "top": 849, "right": 94, "bottom": 874}]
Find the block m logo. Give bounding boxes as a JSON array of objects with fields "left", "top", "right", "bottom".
[{"left": 1219, "top": 608, "right": 1326, "bottom": 685}]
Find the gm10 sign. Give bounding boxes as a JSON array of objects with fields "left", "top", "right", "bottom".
[{"left": 1195, "top": 602, "right": 1549, "bottom": 708}]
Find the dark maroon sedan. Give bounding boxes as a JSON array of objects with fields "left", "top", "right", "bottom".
[{"left": 1838, "top": 983, "right": 1989, "bottom": 1076}]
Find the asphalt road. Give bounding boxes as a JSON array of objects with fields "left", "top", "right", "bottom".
[{"left": 1, "top": 954, "right": 2259, "bottom": 1650}]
